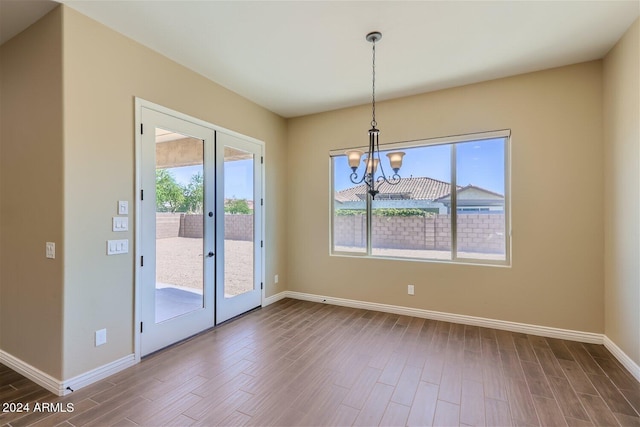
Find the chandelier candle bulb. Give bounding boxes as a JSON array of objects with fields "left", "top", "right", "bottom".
[
  {"left": 364, "top": 157, "right": 379, "bottom": 174},
  {"left": 346, "top": 150, "right": 364, "bottom": 170},
  {"left": 387, "top": 152, "right": 405, "bottom": 171}
]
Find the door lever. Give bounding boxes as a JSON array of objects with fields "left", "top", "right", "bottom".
[{"left": 207, "top": 252, "right": 214, "bottom": 257}]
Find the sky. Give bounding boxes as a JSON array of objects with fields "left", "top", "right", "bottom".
[
  {"left": 165, "top": 136, "right": 506, "bottom": 200},
  {"left": 334, "top": 137, "right": 506, "bottom": 194}
]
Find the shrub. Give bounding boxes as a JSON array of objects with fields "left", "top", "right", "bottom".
[{"left": 336, "top": 208, "right": 434, "bottom": 217}]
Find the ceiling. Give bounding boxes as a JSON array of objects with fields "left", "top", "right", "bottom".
[
  {"left": 2, "top": 1, "right": 638, "bottom": 118},
  {"left": 0, "top": 1, "right": 58, "bottom": 45}
]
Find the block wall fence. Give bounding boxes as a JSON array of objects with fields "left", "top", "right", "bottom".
[
  {"left": 334, "top": 214, "right": 505, "bottom": 253},
  {"left": 157, "top": 212, "right": 505, "bottom": 254},
  {"left": 156, "top": 213, "right": 253, "bottom": 241}
]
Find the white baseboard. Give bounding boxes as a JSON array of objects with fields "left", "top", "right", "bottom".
[
  {"left": 263, "top": 291, "right": 288, "bottom": 306},
  {"left": 62, "top": 354, "right": 136, "bottom": 395},
  {"left": 0, "top": 350, "right": 65, "bottom": 395},
  {"left": 282, "top": 291, "right": 603, "bottom": 344},
  {"left": 0, "top": 350, "right": 136, "bottom": 396},
  {"left": 603, "top": 336, "right": 640, "bottom": 382}
]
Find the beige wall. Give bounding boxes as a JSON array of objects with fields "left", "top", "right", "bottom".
[
  {"left": 0, "top": 8, "right": 65, "bottom": 378},
  {"left": 288, "top": 61, "right": 604, "bottom": 333},
  {"left": 56, "top": 7, "right": 286, "bottom": 378},
  {"left": 0, "top": 5, "right": 289, "bottom": 382},
  {"left": 60, "top": 6, "right": 287, "bottom": 379},
  {"left": 603, "top": 18, "right": 640, "bottom": 365}
]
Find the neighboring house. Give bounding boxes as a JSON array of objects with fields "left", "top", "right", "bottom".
[
  {"left": 334, "top": 176, "right": 504, "bottom": 213},
  {"left": 435, "top": 184, "right": 505, "bottom": 213}
]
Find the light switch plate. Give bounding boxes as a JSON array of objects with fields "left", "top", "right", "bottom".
[
  {"left": 118, "top": 201, "right": 128, "bottom": 215},
  {"left": 46, "top": 242, "right": 55, "bottom": 259},
  {"left": 95, "top": 329, "right": 107, "bottom": 346},
  {"left": 112, "top": 217, "right": 128, "bottom": 231},
  {"left": 107, "top": 239, "right": 129, "bottom": 255}
]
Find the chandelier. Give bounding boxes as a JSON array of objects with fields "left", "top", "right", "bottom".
[{"left": 346, "top": 31, "right": 404, "bottom": 200}]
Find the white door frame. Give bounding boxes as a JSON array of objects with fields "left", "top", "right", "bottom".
[{"left": 134, "top": 98, "right": 265, "bottom": 361}]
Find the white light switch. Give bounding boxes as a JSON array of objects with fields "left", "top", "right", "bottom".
[
  {"left": 107, "top": 239, "right": 129, "bottom": 255},
  {"left": 112, "top": 217, "right": 128, "bottom": 231},
  {"left": 46, "top": 242, "right": 55, "bottom": 259},
  {"left": 118, "top": 201, "right": 128, "bottom": 215}
]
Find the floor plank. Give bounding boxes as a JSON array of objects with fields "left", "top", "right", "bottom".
[
  {"left": 532, "top": 395, "right": 567, "bottom": 427},
  {"left": 406, "top": 381, "right": 439, "bottom": 426}
]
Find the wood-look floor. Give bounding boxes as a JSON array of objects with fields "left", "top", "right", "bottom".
[{"left": 1, "top": 298, "right": 639, "bottom": 426}]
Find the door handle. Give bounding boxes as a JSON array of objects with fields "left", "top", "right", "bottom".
[{"left": 207, "top": 252, "right": 214, "bottom": 257}]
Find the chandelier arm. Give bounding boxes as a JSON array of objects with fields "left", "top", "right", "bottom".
[
  {"left": 365, "top": 172, "right": 374, "bottom": 187},
  {"left": 386, "top": 173, "right": 402, "bottom": 185},
  {"left": 374, "top": 171, "right": 401, "bottom": 188},
  {"left": 349, "top": 171, "right": 367, "bottom": 185},
  {"left": 373, "top": 130, "right": 393, "bottom": 189}
]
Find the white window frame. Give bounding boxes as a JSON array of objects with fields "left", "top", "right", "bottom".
[{"left": 330, "top": 129, "right": 511, "bottom": 267}]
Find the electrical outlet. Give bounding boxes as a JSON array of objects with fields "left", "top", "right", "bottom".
[
  {"left": 95, "top": 329, "right": 107, "bottom": 346},
  {"left": 275, "top": 274, "right": 279, "bottom": 284},
  {"left": 408, "top": 284, "right": 415, "bottom": 295}
]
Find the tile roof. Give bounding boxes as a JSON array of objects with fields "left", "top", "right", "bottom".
[
  {"left": 335, "top": 176, "right": 454, "bottom": 202},
  {"left": 335, "top": 177, "right": 505, "bottom": 203}
]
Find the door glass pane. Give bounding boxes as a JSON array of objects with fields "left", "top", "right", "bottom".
[
  {"left": 224, "top": 146, "right": 254, "bottom": 298},
  {"left": 155, "top": 128, "right": 204, "bottom": 322},
  {"left": 455, "top": 138, "right": 506, "bottom": 261}
]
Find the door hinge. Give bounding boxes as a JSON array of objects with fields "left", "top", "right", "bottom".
[
  {"left": 261, "top": 282, "right": 263, "bottom": 290},
  {"left": 140, "top": 256, "right": 144, "bottom": 267},
  {"left": 140, "top": 322, "right": 144, "bottom": 333},
  {"left": 261, "top": 156, "right": 264, "bottom": 164},
  {"left": 261, "top": 198, "right": 263, "bottom": 206},
  {"left": 261, "top": 241, "right": 263, "bottom": 248},
  {"left": 141, "top": 189, "right": 144, "bottom": 200},
  {"left": 140, "top": 123, "right": 144, "bottom": 135}
]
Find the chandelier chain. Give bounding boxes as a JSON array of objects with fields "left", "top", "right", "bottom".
[{"left": 371, "top": 39, "right": 376, "bottom": 128}]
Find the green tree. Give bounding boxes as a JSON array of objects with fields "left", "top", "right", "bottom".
[
  {"left": 225, "top": 198, "right": 251, "bottom": 214},
  {"left": 156, "top": 169, "right": 184, "bottom": 212},
  {"left": 181, "top": 172, "right": 204, "bottom": 213}
]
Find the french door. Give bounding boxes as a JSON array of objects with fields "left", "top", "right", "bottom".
[
  {"left": 216, "top": 132, "right": 263, "bottom": 324},
  {"left": 138, "top": 103, "right": 263, "bottom": 356}
]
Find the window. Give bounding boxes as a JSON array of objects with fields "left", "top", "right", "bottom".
[{"left": 331, "top": 130, "right": 510, "bottom": 265}]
